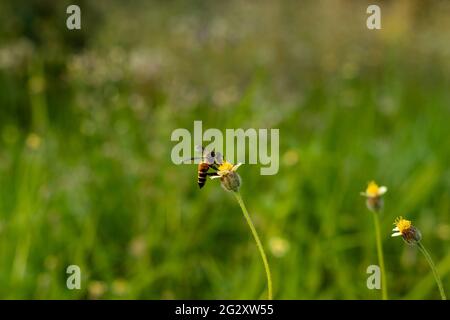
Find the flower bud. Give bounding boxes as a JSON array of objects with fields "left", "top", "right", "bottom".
[
  {"left": 392, "top": 217, "right": 422, "bottom": 245},
  {"left": 220, "top": 171, "right": 241, "bottom": 192},
  {"left": 366, "top": 196, "right": 384, "bottom": 213},
  {"left": 402, "top": 226, "right": 422, "bottom": 245}
]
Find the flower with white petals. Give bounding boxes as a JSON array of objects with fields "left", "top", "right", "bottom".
[
  {"left": 360, "top": 181, "right": 387, "bottom": 198},
  {"left": 211, "top": 161, "right": 242, "bottom": 192},
  {"left": 392, "top": 216, "right": 422, "bottom": 244},
  {"left": 360, "top": 181, "right": 387, "bottom": 213}
]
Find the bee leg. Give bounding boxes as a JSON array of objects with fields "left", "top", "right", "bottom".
[
  {"left": 206, "top": 172, "right": 219, "bottom": 176},
  {"left": 209, "top": 173, "right": 221, "bottom": 180}
]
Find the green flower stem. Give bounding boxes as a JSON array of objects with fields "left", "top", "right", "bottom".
[
  {"left": 417, "top": 242, "right": 447, "bottom": 300},
  {"left": 233, "top": 191, "right": 273, "bottom": 300},
  {"left": 372, "top": 213, "right": 388, "bottom": 300}
]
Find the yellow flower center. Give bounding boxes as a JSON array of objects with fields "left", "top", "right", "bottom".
[
  {"left": 366, "top": 181, "right": 380, "bottom": 197},
  {"left": 218, "top": 161, "right": 234, "bottom": 172},
  {"left": 394, "top": 217, "right": 412, "bottom": 234}
]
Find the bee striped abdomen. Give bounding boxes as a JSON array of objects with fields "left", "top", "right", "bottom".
[{"left": 197, "top": 162, "right": 210, "bottom": 188}]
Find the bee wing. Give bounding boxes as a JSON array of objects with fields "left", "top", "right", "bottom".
[
  {"left": 195, "top": 145, "right": 205, "bottom": 154},
  {"left": 214, "top": 152, "right": 223, "bottom": 164},
  {"left": 181, "top": 156, "right": 203, "bottom": 164}
]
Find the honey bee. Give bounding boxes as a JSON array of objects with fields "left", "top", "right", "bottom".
[{"left": 184, "top": 145, "right": 223, "bottom": 188}]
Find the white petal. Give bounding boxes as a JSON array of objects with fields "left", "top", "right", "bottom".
[
  {"left": 391, "top": 232, "right": 402, "bottom": 237},
  {"left": 392, "top": 227, "right": 399, "bottom": 232},
  {"left": 360, "top": 192, "right": 367, "bottom": 196},
  {"left": 378, "top": 186, "right": 387, "bottom": 195},
  {"left": 233, "top": 163, "right": 242, "bottom": 171},
  {"left": 210, "top": 175, "right": 221, "bottom": 180}
]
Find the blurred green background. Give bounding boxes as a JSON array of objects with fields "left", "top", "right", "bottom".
[{"left": 0, "top": 0, "right": 449, "bottom": 299}]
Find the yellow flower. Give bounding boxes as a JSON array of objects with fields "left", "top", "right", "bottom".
[
  {"left": 361, "top": 181, "right": 387, "bottom": 198},
  {"left": 215, "top": 161, "right": 241, "bottom": 176},
  {"left": 392, "top": 216, "right": 422, "bottom": 244},
  {"left": 211, "top": 161, "right": 242, "bottom": 192},
  {"left": 392, "top": 217, "right": 411, "bottom": 236},
  {"left": 361, "top": 181, "right": 387, "bottom": 213}
]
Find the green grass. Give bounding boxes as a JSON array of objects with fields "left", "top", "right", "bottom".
[{"left": 0, "top": 1, "right": 449, "bottom": 299}]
